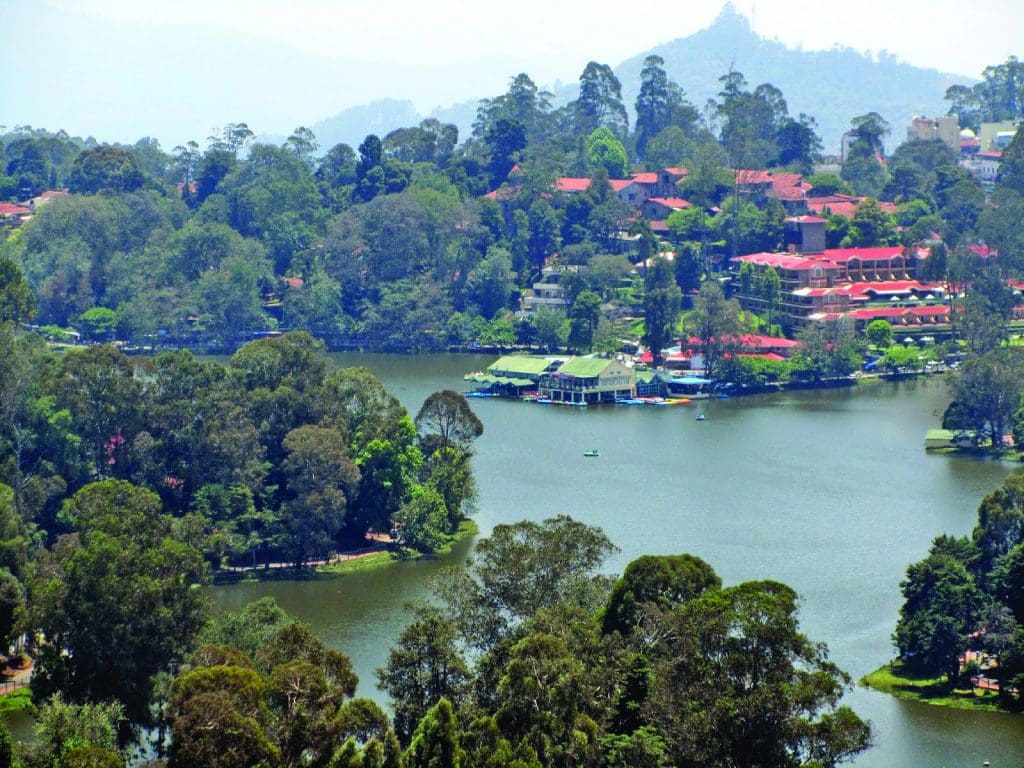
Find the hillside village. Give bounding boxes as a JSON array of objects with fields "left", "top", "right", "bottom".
[{"left": 486, "top": 111, "right": 1019, "bottom": 338}]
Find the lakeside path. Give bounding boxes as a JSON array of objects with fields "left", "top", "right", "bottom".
[{"left": 217, "top": 533, "right": 393, "bottom": 574}]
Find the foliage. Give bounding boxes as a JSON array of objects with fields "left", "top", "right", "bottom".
[
  {"left": 167, "top": 602, "right": 368, "bottom": 768},
  {"left": 0, "top": 258, "right": 36, "bottom": 324},
  {"left": 27, "top": 481, "right": 209, "bottom": 724},
  {"left": 865, "top": 319, "right": 893, "bottom": 348},
  {"left": 377, "top": 609, "right": 470, "bottom": 744},
  {"left": 414, "top": 391, "right": 482, "bottom": 454},
  {"left": 641, "top": 256, "right": 681, "bottom": 364},
  {"left": 68, "top": 146, "right": 143, "bottom": 194},
  {"left": 601, "top": 554, "right": 720, "bottom": 637},
  {"left": 657, "top": 583, "right": 870, "bottom": 765},
  {"left": 27, "top": 697, "right": 123, "bottom": 767},
  {"left": 688, "top": 281, "right": 743, "bottom": 379},
  {"left": 949, "top": 348, "right": 1024, "bottom": 448},
  {"left": 394, "top": 486, "right": 448, "bottom": 552},
  {"left": 583, "top": 128, "right": 628, "bottom": 179},
  {"left": 890, "top": 472, "right": 1024, "bottom": 697},
  {"left": 432, "top": 516, "right": 617, "bottom": 651},
  {"left": 792, "top": 318, "right": 862, "bottom": 382}
]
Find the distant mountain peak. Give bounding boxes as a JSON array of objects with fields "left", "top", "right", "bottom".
[{"left": 714, "top": 1, "right": 752, "bottom": 30}]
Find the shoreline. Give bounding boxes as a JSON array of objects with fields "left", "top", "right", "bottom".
[
  {"left": 211, "top": 519, "right": 478, "bottom": 585},
  {"left": 862, "top": 662, "right": 1023, "bottom": 714}
]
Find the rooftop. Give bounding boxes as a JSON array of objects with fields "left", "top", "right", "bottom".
[
  {"left": 488, "top": 355, "right": 557, "bottom": 376},
  {"left": 555, "top": 357, "right": 617, "bottom": 377}
]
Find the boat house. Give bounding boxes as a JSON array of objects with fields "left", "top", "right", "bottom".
[
  {"left": 538, "top": 357, "right": 635, "bottom": 404},
  {"left": 464, "top": 355, "right": 563, "bottom": 396}
]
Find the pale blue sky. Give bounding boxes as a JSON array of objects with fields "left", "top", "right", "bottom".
[{"left": 2, "top": 0, "right": 1021, "bottom": 146}]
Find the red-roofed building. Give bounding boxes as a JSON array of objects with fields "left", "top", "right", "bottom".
[
  {"left": 807, "top": 194, "right": 898, "bottom": 219},
  {"left": 732, "top": 245, "right": 933, "bottom": 328},
  {"left": 641, "top": 197, "right": 691, "bottom": 220},
  {"left": 631, "top": 172, "right": 659, "bottom": 185},
  {"left": 0, "top": 203, "right": 31, "bottom": 217},
  {"left": 830, "top": 305, "right": 952, "bottom": 331},
  {"left": 553, "top": 177, "right": 593, "bottom": 194},
  {"left": 733, "top": 170, "right": 811, "bottom": 212}
]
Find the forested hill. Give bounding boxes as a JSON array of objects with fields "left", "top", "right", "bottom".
[
  {"left": 311, "top": 5, "right": 969, "bottom": 153},
  {"left": 611, "top": 4, "right": 967, "bottom": 153},
  {"left": 307, "top": 4, "right": 962, "bottom": 153}
]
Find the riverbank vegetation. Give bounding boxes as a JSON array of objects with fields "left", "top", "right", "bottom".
[
  {"left": 862, "top": 662, "right": 1010, "bottom": 712},
  {"left": 3, "top": 519, "right": 871, "bottom": 768},
  {"left": 0, "top": 327, "right": 482, "bottom": 571},
  {"left": 0, "top": 322, "right": 487, "bottom": 733},
  {"left": 868, "top": 473, "right": 1024, "bottom": 712}
]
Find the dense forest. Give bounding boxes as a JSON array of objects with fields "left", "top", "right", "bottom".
[{"left": 1, "top": 55, "right": 1020, "bottom": 355}]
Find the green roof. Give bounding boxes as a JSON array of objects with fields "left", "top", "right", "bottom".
[
  {"left": 557, "top": 357, "right": 615, "bottom": 377},
  {"left": 487, "top": 355, "right": 552, "bottom": 376},
  {"left": 635, "top": 369, "right": 657, "bottom": 383},
  {"left": 925, "top": 429, "right": 956, "bottom": 441}
]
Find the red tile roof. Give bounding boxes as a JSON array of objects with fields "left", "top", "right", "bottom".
[
  {"left": 0, "top": 203, "right": 30, "bottom": 216},
  {"left": 664, "top": 167, "right": 688, "bottom": 177},
  {"left": 820, "top": 246, "right": 906, "bottom": 263},
  {"left": 685, "top": 334, "right": 802, "bottom": 350},
  {"left": 807, "top": 196, "right": 898, "bottom": 218},
  {"left": 609, "top": 179, "right": 635, "bottom": 192},
  {"left": 733, "top": 253, "right": 838, "bottom": 271},
  {"left": 794, "top": 280, "right": 942, "bottom": 299},
  {"left": 735, "top": 169, "right": 774, "bottom": 185},
  {"left": 978, "top": 151, "right": 1003, "bottom": 159},
  {"left": 647, "top": 197, "right": 690, "bottom": 209},
  {"left": 554, "top": 177, "right": 593, "bottom": 193},
  {"left": 630, "top": 172, "right": 659, "bottom": 185}
]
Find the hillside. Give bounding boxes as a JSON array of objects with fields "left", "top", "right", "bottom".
[
  {"left": 612, "top": 4, "right": 969, "bottom": 153},
  {"left": 308, "top": 4, "right": 971, "bottom": 155}
]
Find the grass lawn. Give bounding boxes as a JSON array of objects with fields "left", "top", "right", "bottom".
[
  {"left": 862, "top": 662, "right": 1020, "bottom": 713},
  {"left": 0, "top": 687, "right": 32, "bottom": 714},
  {"left": 316, "top": 519, "right": 479, "bottom": 576}
]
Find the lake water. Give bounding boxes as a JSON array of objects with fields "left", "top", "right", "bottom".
[{"left": 15, "top": 352, "right": 1013, "bottom": 765}]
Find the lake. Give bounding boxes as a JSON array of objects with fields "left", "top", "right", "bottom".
[{"left": 216, "top": 352, "right": 1023, "bottom": 767}]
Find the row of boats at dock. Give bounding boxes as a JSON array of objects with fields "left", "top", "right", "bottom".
[{"left": 464, "top": 391, "right": 708, "bottom": 407}]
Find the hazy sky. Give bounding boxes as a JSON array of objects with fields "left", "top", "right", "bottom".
[{"left": 2, "top": 0, "right": 1021, "bottom": 145}]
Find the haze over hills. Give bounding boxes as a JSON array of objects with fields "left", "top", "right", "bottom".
[
  {"left": 1, "top": 2, "right": 982, "bottom": 155},
  {"left": 309, "top": 5, "right": 971, "bottom": 155}
]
